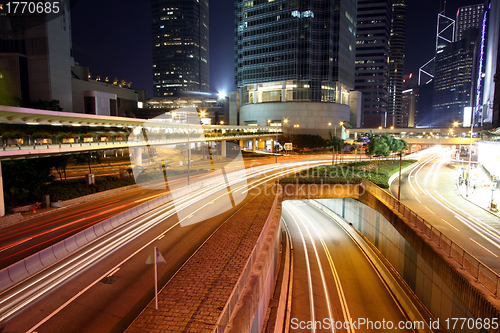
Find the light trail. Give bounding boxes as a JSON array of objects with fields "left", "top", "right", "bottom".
[{"left": 0, "top": 160, "right": 329, "bottom": 324}]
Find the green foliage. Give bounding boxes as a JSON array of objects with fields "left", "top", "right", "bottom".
[
  {"left": 327, "top": 131, "right": 344, "bottom": 152},
  {"left": 31, "top": 132, "right": 53, "bottom": 140},
  {"left": 2, "top": 159, "right": 54, "bottom": 209},
  {"left": 28, "top": 99, "right": 62, "bottom": 111},
  {"left": 278, "top": 134, "right": 326, "bottom": 150},
  {"left": 1, "top": 131, "right": 23, "bottom": 141},
  {"left": 364, "top": 131, "right": 408, "bottom": 156},
  {"left": 280, "top": 160, "right": 417, "bottom": 189},
  {"left": 47, "top": 176, "right": 136, "bottom": 201}
]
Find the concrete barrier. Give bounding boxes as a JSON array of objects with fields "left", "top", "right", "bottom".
[
  {"left": 39, "top": 247, "right": 57, "bottom": 267},
  {"left": 75, "top": 232, "right": 88, "bottom": 247},
  {"left": 24, "top": 254, "right": 44, "bottom": 275},
  {"left": 217, "top": 193, "right": 283, "bottom": 333},
  {"left": 0, "top": 270, "right": 12, "bottom": 290},
  {"left": 93, "top": 222, "right": 106, "bottom": 237},
  {"left": 64, "top": 236, "right": 79, "bottom": 254},
  {"left": 7, "top": 262, "right": 29, "bottom": 285},
  {"left": 84, "top": 228, "right": 97, "bottom": 243},
  {"left": 52, "top": 242, "right": 69, "bottom": 260},
  {"left": 0, "top": 163, "right": 282, "bottom": 294}
]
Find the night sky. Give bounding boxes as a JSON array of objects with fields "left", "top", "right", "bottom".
[{"left": 70, "top": 0, "right": 484, "bottom": 99}]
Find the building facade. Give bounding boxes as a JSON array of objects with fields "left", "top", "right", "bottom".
[
  {"left": 432, "top": 31, "right": 478, "bottom": 127},
  {"left": 456, "top": 3, "right": 484, "bottom": 42},
  {"left": 0, "top": 4, "right": 74, "bottom": 111},
  {"left": 355, "top": 0, "right": 391, "bottom": 128},
  {"left": 151, "top": 0, "right": 210, "bottom": 97},
  {"left": 387, "top": 0, "right": 407, "bottom": 128},
  {"left": 234, "top": 0, "right": 357, "bottom": 136}
]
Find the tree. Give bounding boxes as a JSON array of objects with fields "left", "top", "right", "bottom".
[
  {"left": 327, "top": 131, "right": 344, "bottom": 163},
  {"left": 51, "top": 155, "right": 71, "bottom": 182}
]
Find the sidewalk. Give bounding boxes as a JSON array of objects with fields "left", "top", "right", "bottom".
[
  {"left": 456, "top": 164, "right": 500, "bottom": 218},
  {"left": 125, "top": 192, "right": 277, "bottom": 333}
]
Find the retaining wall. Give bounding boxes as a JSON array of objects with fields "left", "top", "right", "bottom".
[{"left": 280, "top": 182, "right": 500, "bottom": 333}]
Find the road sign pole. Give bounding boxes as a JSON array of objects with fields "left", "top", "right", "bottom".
[{"left": 154, "top": 247, "right": 158, "bottom": 310}]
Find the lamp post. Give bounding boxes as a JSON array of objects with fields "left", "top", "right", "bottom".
[
  {"left": 466, "top": 114, "right": 475, "bottom": 197},
  {"left": 398, "top": 152, "right": 402, "bottom": 200}
]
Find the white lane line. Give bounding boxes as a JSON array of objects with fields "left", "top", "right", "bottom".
[
  {"left": 283, "top": 204, "right": 316, "bottom": 332},
  {"left": 288, "top": 202, "right": 355, "bottom": 333},
  {"left": 423, "top": 206, "right": 435, "bottom": 215},
  {"left": 16, "top": 161, "right": 328, "bottom": 329},
  {"left": 470, "top": 238, "right": 499, "bottom": 258},
  {"left": 286, "top": 202, "right": 335, "bottom": 333},
  {"left": 441, "top": 219, "right": 460, "bottom": 232}
]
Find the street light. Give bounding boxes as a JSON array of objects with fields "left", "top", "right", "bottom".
[{"left": 220, "top": 120, "right": 224, "bottom": 125}]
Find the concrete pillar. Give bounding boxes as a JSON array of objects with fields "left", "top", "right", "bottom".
[
  {"left": 271, "top": 138, "right": 275, "bottom": 153},
  {"left": 0, "top": 161, "right": 4, "bottom": 217},
  {"left": 133, "top": 147, "right": 142, "bottom": 168},
  {"left": 252, "top": 138, "right": 256, "bottom": 152},
  {"left": 281, "top": 81, "right": 286, "bottom": 102},
  {"left": 258, "top": 139, "right": 266, "bottom": 150},
  {"left": 239, "top": 139, "right": 244, "bottom": 149},
  {"left": 221, "top": 140, "right": 227, "bottom": 157},
  {"left": 253, "top": 84, "right": 258, "bottom": 104}
]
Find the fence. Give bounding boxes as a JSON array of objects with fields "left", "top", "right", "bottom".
[{"left": 362, "top": 179, "right": 500, "bottom": 298}]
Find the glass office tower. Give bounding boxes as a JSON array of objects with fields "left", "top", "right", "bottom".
[
  {"left": 152, "top": 0, "right": 209, "bottom": 97},
  {"left": 234, "top": 0, "right": 357, "bottom": 132}
]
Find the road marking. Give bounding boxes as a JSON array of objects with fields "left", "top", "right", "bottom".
[
  {"left": 414, "top": 197, "right": 421, "bottom": 203},
  {"left": 423, "top": 205, "right": 435, "bottom": 214},
  {"left": 0, "top": 238, "right": 33, "bottom": 253},
  {"left": 134, "top": 193, "right": 164, "bottom": 203},
  {"left": 470, "top": 238, "right": 498, "bottom": 257},
  {"left": 106, "top": 268, "right": 120, "bottom": 277},
  {"left": 441, "top": 219, "right": 460, "bottom": 232},
  {"left": 283, "top": 204, "right": 317, "bottom": 332},
  {"left": 287, "top": 203, "right": 354, "bottom": 333}
]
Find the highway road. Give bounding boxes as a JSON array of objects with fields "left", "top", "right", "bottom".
[
  {"left": 0, "top": 160, "right": 328, "bottom": 333},
  {"left": 390, "top": 147, "right": 500, "bottom": 274},
  {"left": 283, "top": 200, "right": 420, "bottom": 333},
  {"left": 0, "top": 154, "right": 333, "bottom": 270}
]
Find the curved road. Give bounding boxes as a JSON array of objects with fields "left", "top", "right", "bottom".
[
  {"left": 283, "top": 200, "right": 419, "bottom": 333},
  {"left": 391, "top": 148, "right": 500, "bottom": 274}
]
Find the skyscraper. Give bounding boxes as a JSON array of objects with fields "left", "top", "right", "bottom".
[
  {"left": 432, "top": 30, "right": 478, "bottom": 127},
  {"left": 387, "top": 0, "right": 407, "bottom": 127},
  {"left": 0, "top": 5, "right": 74, "bottom": 111},
  {"left": 456, "top": 3, "right": 484, "bottom": 42},
  {"left": 355, "top": 0, "right": 391, "bottom": 128},
  {"left": 151, "top": 0, "right": 209, "bottom": 97},
  {"left": 234, "top": 0, "right": 357, "bottom": 136}
]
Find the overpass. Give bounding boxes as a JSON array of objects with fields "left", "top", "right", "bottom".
[
  {"left": 348, "top": 127, "right": 480, "bottom": 146},
  {"left": 0, "top": 106, "right": 282, "bottom": 161},
  {"left": 0, "top": 105, "right": 281, "bottom": 216}
]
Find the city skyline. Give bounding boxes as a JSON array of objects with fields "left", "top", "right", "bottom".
[{"left": 71, "top": 0, "right": 483, "bottom": 98}]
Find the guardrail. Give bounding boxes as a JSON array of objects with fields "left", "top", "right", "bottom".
[{"left": 362, "top": 179, "right": 500, "bottom": 298}]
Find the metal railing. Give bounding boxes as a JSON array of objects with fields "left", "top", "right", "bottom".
[
  {"left": 362, "top": 179, "right": 500, "bottom": 297},
  {"left": 0, "top": 133, "right": 278, "bottom": 153}
]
